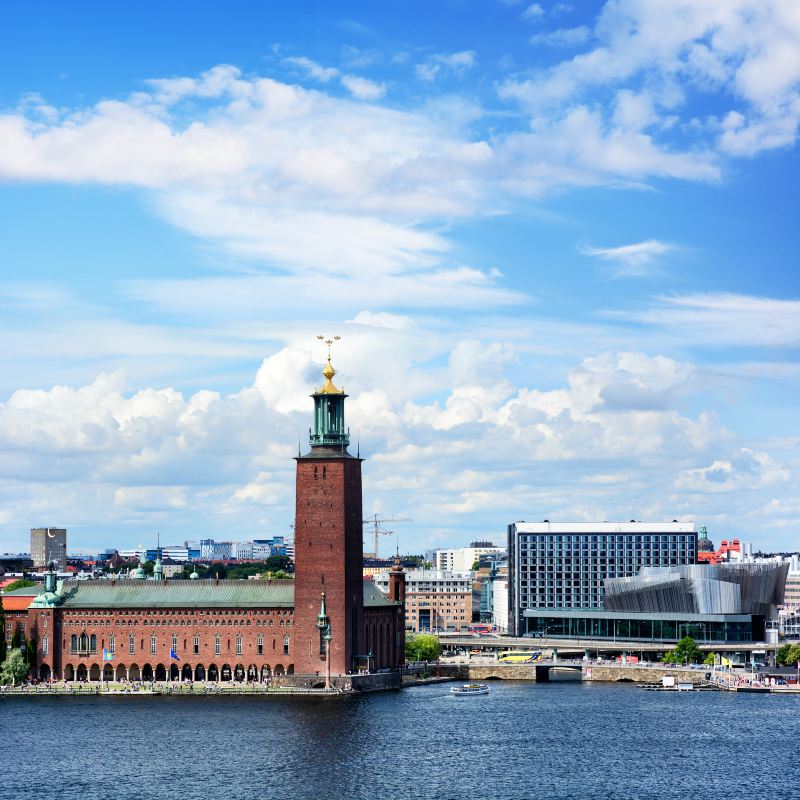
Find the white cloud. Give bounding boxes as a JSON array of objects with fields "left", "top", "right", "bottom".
[
  {"left": 283, "top": 56, "right": 340, "bottom": 82},
  {"left": 579, "top": 239, "right": 676, "bottom": 276},
  {"left": 629, "top": 293, "right": 800, "bottom": 347},
  {"left": 530, "top": 26, "right": 590, "bottom": 47},
  {"left": 501, "top": 0, "right": 800, "bottom": 158},
  {"left": 416, "top": 51, "right": 476, "bottom": 81},
  {"left": 339, "top": 74, "right": 386, "bottom": 100},
  {"left": 521, "top": 4, "right": 544, "bottom": 21},
  {"left": 675, "top": 449, "right": 788, "bottom": 492}
]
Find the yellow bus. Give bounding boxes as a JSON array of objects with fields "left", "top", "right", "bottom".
[{"left": 497, "top": 650, "right": 542, "bottom": 664}]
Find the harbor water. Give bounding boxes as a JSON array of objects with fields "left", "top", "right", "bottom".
[{"left": 1, "top": 681, "right": 798, "bottom": 800}]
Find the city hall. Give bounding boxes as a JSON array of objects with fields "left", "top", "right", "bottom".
[{"left": 2, "top": 352, "right": 406, "bottom": 689}]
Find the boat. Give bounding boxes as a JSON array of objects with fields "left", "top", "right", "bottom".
[{"left": 450, "top": 683, "right": 490, "bottom": 696}]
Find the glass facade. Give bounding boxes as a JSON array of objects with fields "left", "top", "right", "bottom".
[
  {"left": 510, "top": 527, "right": 697, "bottom": 611},
  {"left": 523, "top": 613, "right": 760, "bottom": 643}
]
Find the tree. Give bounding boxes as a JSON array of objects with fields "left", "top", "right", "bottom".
[
  {"left": 0, "top": 605, "right": 5, "bottom": 664},
  {"left": 0, "top": 650, "right": 28, "bottom": 686},
  {"left": 264, "top": 555, "right": 293, "bottom": 573},
  {"left": 471, "top": 559, "right": 481, "bottom": 571},
  {"left": 3, "top": 579, "right": 36, "bottom": 593},
  {"left": 11, "top": 626, "right": 21, "bottom": 650},
  {"left": 776, "top": 643, "right": 800, "bottom": 667},
  {"left": 405, "top": 633, "right": 441, "bottom": 662},
  {"left": 703, "top": 652, "right": 716, "bottom": 666},
  {"left": 662, "top": 636, "right": 703, "bottom": 665}
]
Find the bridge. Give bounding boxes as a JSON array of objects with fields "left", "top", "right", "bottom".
[{"left": 438, "top": 634, "right": 775, "bottom": 656}]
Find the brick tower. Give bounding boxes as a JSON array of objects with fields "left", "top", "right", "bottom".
[{"left": 293, "top": 343, "right": 364, "bottom": 677}]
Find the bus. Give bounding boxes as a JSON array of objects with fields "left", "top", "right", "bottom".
[
  {"left": 467, "top": 624, "right": 497, "bottom": 635},
  {"left": 498, "top": 650, "right": 542, "bottom": 664}
]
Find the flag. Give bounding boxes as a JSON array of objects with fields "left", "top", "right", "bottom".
[
  {"left": 102, "top": 648, "right": 114, "bottom": 662},
  {"left": 170, "top": 648, "right": 180, "bottom": 661}
]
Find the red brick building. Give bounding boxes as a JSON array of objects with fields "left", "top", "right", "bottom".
[{"left": 1, "top": 354, "right": 405, "bottom": 686}]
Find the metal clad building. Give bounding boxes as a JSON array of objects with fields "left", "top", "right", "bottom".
[
  {"left": 507, "top": 521, "right": 698, "bottom": 636},
  {"left": 30, "top": 527, "right": 67, "bottom": 570}
]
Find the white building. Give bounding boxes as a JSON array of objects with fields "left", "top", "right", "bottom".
[
  {"left": 231, "top": 541, "right": 254, "bottom": 560},
  {"left": 199, "top": 539, "right": 232, "bottom": 560},
  {"left": 436, "top": 545, "right": 504, "bottom": 573},
  {"left": 491, "top": 577, "right": 509, "bottom": 634}
]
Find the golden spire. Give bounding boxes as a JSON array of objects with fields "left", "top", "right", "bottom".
[{"left": 317, "top": 335, "right": 343, "bottom": 394}]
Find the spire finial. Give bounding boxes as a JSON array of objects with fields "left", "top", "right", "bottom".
[{"left": 316, "top": 335, "right": 342, "bottom": 393}]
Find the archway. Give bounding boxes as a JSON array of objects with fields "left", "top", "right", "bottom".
[
  {"left": 182, "top": 664, "right": 193, "bottom": 681},
  {"left": 39, "top": 664, "right": 51, "bottom": 681},
  {"left": 195, "top": 664, "right": 206, "bottom": 681},
  {"left": 155, "top": 664, "right": 166, "bottom": 681},
  {"left": 274, "top": 664, "right": 285, "bottom": 676},
  {"left": 64, "top": 664, "right": 75, "bottom": 681},
  {"left": 261, "top": 665, "right": 271, "bottom": 680},
  {"left": 234, "top": 663, "right": 245, "bottom": 682},
  {"left": 287, "top": 664, "right": 294, "bottom": 675},
  {"left": 115, "top": 664, "right": 127, "bottom": 681},
  {"left": 103, "top": 664, "right": 113, "bottom": 681},
  {"left": 128, "top": 663, "right": 141, "bottom": 681},
  {"left": 221, "top": 664, "right": 232, "bottom": 681},
  {"left": 142, "top": 664, "right": 153, "bottom": 681},
  {"left": 247, "top": 664, "right": 258, "bottom": 681},
  {"left": 89, "top": 664, "right": 101, "bottom": 681},
  {"left": 169, "top": 664, "right": 180, "bottom": 681},
  {"left": 208, "top": 664, "right": 218, "bottom": 681}
]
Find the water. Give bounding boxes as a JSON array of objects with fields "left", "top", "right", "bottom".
[{"left": 1, "top": 682, "right": 798, "bottom": 800}]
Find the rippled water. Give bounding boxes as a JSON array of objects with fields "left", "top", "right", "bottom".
[{"left": 2, "top": 682, "right": 798, "bottom": 800}]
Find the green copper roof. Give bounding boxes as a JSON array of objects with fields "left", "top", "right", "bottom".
[
  {"left": 49, "top": 579, "right": 395, "bottom": 609},
  {"left": 58, "top": 579, "right": 295, "bottom": 608}
]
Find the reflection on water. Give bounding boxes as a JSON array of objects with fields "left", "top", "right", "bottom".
[{"left": 2, "top": 682, "right": 798, "bottom": 800}]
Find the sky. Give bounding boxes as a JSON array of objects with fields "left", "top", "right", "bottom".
[{"left": 0, "top": 0, "right": 798, "bottom": 556}]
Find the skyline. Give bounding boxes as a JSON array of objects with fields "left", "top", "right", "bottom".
[{"left": 0, "top": 1, "right": 798, "bottom": 554}]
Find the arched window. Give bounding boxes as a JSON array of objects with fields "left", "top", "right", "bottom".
[
  {"left": 257, "top": 634, "right": 263, "bottom": 656},
  {"left": 42, "top": 636, "right": 49, "bottom": 656},
  {"left": 89, "top": 633, "right": 96, "bottom": 652},
  {"left": 215, "top": 635, "right": 221, "bottom": 656},
  {"left": 236, "top": 635, "right": 242, "bottom": 656},
  {"left": 71, "top": 634, "right": 77, "bottom": 652},
  {"left": 109, "top": 634, "right": 115, "bottom": 654},
  {"left": 129, "top": 634, "right": 135, "bottom": 655},
  {"left": 194, "top": 635, "right": 199, "bottom": 655},
  {"left": 150, "top": 636, "right": 157, "bottom": 655},
  {"left": 283, "top": 635, "right": 290, "bottom": 655},
  {"left": 172, "top": 635, "right": 178, "bottom": 651}
]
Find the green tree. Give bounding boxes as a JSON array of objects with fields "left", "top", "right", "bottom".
[
  {"left": 776, "top": 643, "right": 800, "bottom": 666},
  {"left": 703, "top": 652, "right": 716, "bottom": 666},
  {"left": 264, "top": 555, "right": 293, "bottom": 573},
  {"left": 405, "top": 633, "right": 441, "bottom": 662},
  {"left": 11, "top": 626, "right": 21, "bottom": 650},
  {"left": 471, "top": 559, "right": 481, "bottom": 571},
  {"left": 662, "top": 636, "right": 703, "bottom": 665},
  {"left": 4, "top": 579, "right": 36, "bottom": 593},
  {"left": 0, "top": 650, "right": 28, "bottom": 685}
]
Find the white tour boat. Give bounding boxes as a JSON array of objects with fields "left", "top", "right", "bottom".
[{"left": 450, "top": 683, "right": 490, "bottom": 696}]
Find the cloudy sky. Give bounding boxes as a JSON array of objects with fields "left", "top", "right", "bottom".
[{"left": 0, "top": 0, "right": 798, "bottom": 556}]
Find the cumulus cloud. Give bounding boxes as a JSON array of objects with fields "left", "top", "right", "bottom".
[
  {"left": 416, "top": 51, "right": 476, "bottom": 81},
  {"left": 501, "top": 0, "right": 800, "bottom": 158},
  {"left": 530, "top": 26, "right": 590, "bottom": 47}
]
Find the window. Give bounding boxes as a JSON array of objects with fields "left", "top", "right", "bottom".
[
  {"left": 283, "top": 635, "right": 290, "bottom": 656},
  {"left": 151, "top": 636, "right": 157, "bottom": 655},
  {"left": 89, "top": 634, "right": 97, "bottom": 652},
  {"left": 172, "top": 635, "right": 178, "bottom": 651},
  {"left": 110, "top": 634, "right": 115, "bottom": 655},
  {"left": 71, "top": 634, "right": 77, "bottom": 652},
  {"left": 215, "top": 635, "right": 221, "bottom": 656},
  {"left": 129, "top": 634, "right": 135, "bottom": 654},
  {"left": 257, "top": 634, "right": 263, "bottom": 656},
  {"left": 194, "top": 635, "right": 200, "bottom": 655},
  {"left": 236, "top": 635, "right": 242, "bottom": 656},
  {"left": 42, "top": 636, "right": 49, "bottom": 655}
]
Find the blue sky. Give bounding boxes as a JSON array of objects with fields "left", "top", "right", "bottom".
[{"left": 0, "top": 0, "right": 798, "bottom": 556}]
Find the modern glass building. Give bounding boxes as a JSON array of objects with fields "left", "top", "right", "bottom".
[
  {"left": 507, "top": 521, "right": 698, "bottom": 635},
  {"left": 521, "top": 609, "right": 761, "bottom": 643}
]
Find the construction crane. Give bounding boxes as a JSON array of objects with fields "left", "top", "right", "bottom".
[{"left": 363, "top": 514, "right": 411, "bottom": 559}]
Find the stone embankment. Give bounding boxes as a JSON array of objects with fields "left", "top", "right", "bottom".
[{"left": 583, "top": 664, "right": 709, "bottom": 685}]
